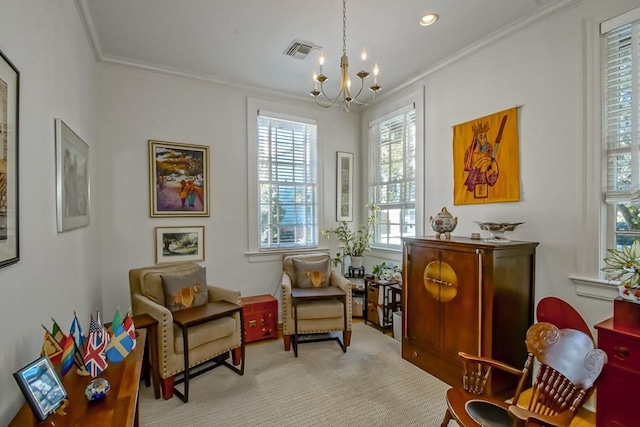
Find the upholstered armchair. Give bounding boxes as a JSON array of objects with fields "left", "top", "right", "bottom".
[
  {"left": 281, "top": 253, "right": 352, "bottom": 351},
  {"left": 129, "top": 262, "right": 242, "bottom": 399}
]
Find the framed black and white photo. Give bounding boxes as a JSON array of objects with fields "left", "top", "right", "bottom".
[
  {"left": 336, "top": 151, "right": 353, "bottom": 222},
  {"left": 0, "top": 48, "right": 19, "bottom": 268},
  {"left": 55, "top": 118, "right": 90, "bottom": 232},
  {"left": 13, "top": 356, "right": 68, "bottom": 422},
  {"left": 155, "top": 226, "right": 205, "bottom": 263}
]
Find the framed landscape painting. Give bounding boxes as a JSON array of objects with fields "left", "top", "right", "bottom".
[
  {"left": 0, "top": 48, "right": 19, "bottom": 268},
  {"left": 149, "top": 140, "right": 209, "bottom": 217},
  {"left": 155, "top": 226, "right": 205, "bottom": 263},
  {"left": 55, "top": 119, "right": 90, "bottom": 232}
]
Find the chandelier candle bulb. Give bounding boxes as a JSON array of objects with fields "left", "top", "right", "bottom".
[{"left": 361, "top": 47, "right": 367, "bottom": 62}]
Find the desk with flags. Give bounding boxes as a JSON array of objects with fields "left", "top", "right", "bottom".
[{"left": 10, "top": 329, "right": 146, "bottom": 427}]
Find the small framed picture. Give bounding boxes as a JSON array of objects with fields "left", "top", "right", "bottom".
[
  {"left": 13, "top": 356, "right": 68, "bottom": 422},
  {"left": 149, "top": 140, "right": 209, "bottom": 217},
  {"left": 55, "top": 118, "right": 90, "bottom": 232},
  {"left": 155, "top": 226, "right": 205, "bottom": 263},
  {"left": 336, "top": 151, "right": 353, "bottom": 222}
]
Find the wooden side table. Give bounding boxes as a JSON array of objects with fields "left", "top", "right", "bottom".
[
  {"left": 291, "top": 287, "right": 347, "bottom": 357},
  {"left": 240, "top": 294, "right": 278, "bottom": 342},
  {"left": 171, "top": 302, "right": 245, "bottom": 403},
  {"left": 131, "top": 313, "right": 160, "bottom": 399},
  {"left": 364, "top": 277, "right": 401, "bottom": 333}
]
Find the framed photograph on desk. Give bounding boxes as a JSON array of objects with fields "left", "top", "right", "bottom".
[{"left": 13, "top": 356, "right": 67, "bottom": 422}]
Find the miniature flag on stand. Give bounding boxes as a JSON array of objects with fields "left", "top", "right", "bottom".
[
  {"left": 51, "top": 319, "right": 64, "bottom": 344},
  {"left": 109, "top": 308, "right": 123, "bottom": 336},
  {"left": 105, "top": 323, "right": 135, "bottom": 363},
  {"left": 59, "top": 334, "right": 75, "bottom": 376},
  {"left": 83, "top": 316, "right": 108, "bottom": 377},
  {"left": 123, "top": 311, "right": 136, "bottom": 351},
  {"left": 40, "top": 329, "right": 63, "bottom": 364},
  {"left": 69, "top": 312, "right": 86, "bottom": 355}
]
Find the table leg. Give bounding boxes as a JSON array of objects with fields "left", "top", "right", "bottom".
[
  {"left": 293, "top": 297, "right": 299, "bottom": 358},
  {"left": 148, "top": 323, "right": 161, "bottom": 399},
  {"left": 342, "top": 294, "right": 347, "bottom": 353},
  {"left": 364, "top": 280, "right": 369, "bottom": 326},
  {"left": 182, "top": 325, "right": 190, "bottom": 402}
]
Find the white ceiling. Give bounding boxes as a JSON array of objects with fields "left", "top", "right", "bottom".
[{"left": 78, "top": 0, "right": 576, "bottom": 101}]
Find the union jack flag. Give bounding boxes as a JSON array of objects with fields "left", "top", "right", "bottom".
[{"left": 83, "top": 316, "right": 108, "bottom": 377}]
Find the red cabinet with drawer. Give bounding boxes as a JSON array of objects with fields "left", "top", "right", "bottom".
[
  {"left": 595, "top": 317, "right": 640, "bottom": 427},
  {"left": 240, "top": 294, "right": 278, "bottom": 343}
]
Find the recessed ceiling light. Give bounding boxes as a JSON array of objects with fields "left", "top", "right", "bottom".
[{"left": 420, "top": 13, "right": 439, "bottom": 27}]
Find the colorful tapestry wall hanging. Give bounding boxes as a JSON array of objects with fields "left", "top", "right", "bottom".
[{"left": 453, "top": 107, "right": 519, "bottom": 205}]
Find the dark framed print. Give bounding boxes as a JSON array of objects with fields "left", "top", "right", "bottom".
[
  {"left": 336, "top": 151, "right": 353, "bottom": 221},
  {"left": 155, "top": 226, "right": 205, "bottom": 263},
  {"left": 13, "top": 356, "right": 68, "bottom": 422},
  {"left": 55, "top": 119, "right": 90, "bottom": 232},
  {"left": 149, "top": 140, "right": 209, "bottom": 217},
  {"left": 0, "top": 48, "right": 19, "bottom": 267}
]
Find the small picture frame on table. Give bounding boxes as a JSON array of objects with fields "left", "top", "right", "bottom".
[
  {"left": 155, "top": 226, "right": 205, "bottom": 263},
  {"left": 13, "top": 356, "right": 68, "bottom": 422}
]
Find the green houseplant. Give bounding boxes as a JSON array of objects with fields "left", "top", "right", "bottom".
[
  {"left": 602, "top": 239, "right": 640, "bottom": 301},
  {"left": 322, "top": 205, "right": 379, "bottom": 267}
]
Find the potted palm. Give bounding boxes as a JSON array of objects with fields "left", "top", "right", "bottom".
[{"left": 322, "top": 205, "right": 379, "bottom": 268}]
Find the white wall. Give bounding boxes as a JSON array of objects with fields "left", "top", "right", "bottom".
[
  {"left": 0, "top": 1, "right": 100, "bottom": 424},
  {"left": 367, "top": 0, "right": 640, "bottom": 330},
  {"left": 96, "top": 65, "right": 360, "bottom": 317}
]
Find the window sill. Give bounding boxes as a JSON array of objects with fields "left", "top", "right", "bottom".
[
  {"left": 570, "top": 275, "right": 619, "bottom": 301},
  {"left": 246, "top": 247, "right": 330, "bottom": 263}
]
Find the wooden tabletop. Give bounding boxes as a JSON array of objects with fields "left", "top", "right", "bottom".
[
  {"left": 172, "top": 301, "right": 242, "bottom": 327},
  {"left": 291, "top": 287, "right": 346, "bottom": 299},
  {"left": 10, "top": 330, "right": 146, "bottom": 427}
]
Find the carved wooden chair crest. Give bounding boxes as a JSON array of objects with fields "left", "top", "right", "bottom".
[{"left": 441, "top": 322, "right": 607, "bottom": 427}]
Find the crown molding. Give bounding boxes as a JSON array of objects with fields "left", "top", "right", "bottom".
[{"left": 75, "top": 0, "right": 584, "bottom": 105}]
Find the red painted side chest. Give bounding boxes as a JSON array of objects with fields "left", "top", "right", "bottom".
[{"left": 240, "top": 294, "right": 278, "bottom": 343}]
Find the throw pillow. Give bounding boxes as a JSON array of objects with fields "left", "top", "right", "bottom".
[
  {"left": 292, "top": 258, "right": 330, "bottom": 288},
  {"left": 161, "top": 268, "right": 208, "bottom": 312}
]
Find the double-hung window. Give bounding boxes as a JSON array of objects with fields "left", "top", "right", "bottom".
[
  {"left": 603, "top": 9, "right": 640, "bottom": 251},
  {"left": 256, "top": 111, "right": 318, "bottom": 250},
  {"left": 368, "top": 105, "right": 416, "bottom": 248}
]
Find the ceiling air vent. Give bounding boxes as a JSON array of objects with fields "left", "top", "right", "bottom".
[{"left": 283, "top": 40, "right": 320, "bottom": 60}]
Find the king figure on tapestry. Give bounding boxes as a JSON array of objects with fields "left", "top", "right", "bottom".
[{"left": 453, "top": 107, "right": 520, "bottom": 205}]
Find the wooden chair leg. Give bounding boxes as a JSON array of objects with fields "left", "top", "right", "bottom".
[
  {"left": 345, "top": 330, "right": 352, "bottom": 347},
  {"left": 441, "top": 408, "right": 453, "bottom": 427},
  {"left": 232, "top": 347, "right": 241, "bottom": 365},
  {"left": 161, "top": 376, "right": 174, "bottom": 400},
  {"left": 283, "top": 334, "right": 291, "bottom": 351}
]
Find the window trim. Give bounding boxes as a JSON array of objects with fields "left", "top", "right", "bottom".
[
  {"left": 362, "top": 89, "right": 424, "bottom": 254},
  {"left": 247, "top": 98, "right": 324, "bottom": 259}
]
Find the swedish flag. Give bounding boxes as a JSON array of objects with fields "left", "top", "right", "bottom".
[{"left": 105, "top": 323, "right": 135, "bottom": 363}]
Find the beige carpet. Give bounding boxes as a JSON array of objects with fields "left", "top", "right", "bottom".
[{"left": 139, "top": 323, "right": 451, "bottom": 427}]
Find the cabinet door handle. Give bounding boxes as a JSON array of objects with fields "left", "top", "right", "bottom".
[{"left": 613, "top": 345, "right": 630, "bottom": 360}]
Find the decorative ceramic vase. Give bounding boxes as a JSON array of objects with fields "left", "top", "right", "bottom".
[
  {"left": 430, "top": 207, "right": 458, "bottom": 240},
  {"left": 85, "top": 378, "right": 110, "bottom": 401}
]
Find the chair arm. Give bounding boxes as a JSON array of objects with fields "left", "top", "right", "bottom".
[
  {"left": 508, "top": 405, "right": 572, "bottom": 427},
  {"left": 281, "top": 273, "right": 293, "bottom": 329},
  {"left": 207, "top": 285, "right": 241, "bottom": 305},
  {"left": 458, "top": 352, "right": 523, "bottom": 377},
  {"left": 329, "top": 271, "right": 350, "bottom": 293},
  {"left": 131, "top": 293, "right": 175, "bottom": 352}
]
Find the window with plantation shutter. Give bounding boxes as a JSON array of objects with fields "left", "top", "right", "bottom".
[
  {"left": 256, "top": 111, "right": 318, "bottom": 249},
  {"left": 368, "top": 105, "right": 416, "bottom": 247},
  {"left": 603, "top": 9, "right": 640, "bottom": 250}
]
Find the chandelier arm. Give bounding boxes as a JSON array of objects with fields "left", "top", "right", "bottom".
[{"left": 351, "top": 89, "right": 378, "bottom": 106}]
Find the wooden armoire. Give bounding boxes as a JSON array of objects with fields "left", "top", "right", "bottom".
[{"left": 401, "top": 236, "right": 538, "bottom": 394}]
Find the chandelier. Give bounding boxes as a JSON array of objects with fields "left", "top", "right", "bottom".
[{"left": 310, "top": 0, "right": 380, "bottom": 112}]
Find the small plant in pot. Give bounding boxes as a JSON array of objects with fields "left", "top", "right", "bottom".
[
  {"left": 372, "top": 262, "right": 401, "bottom": 282},
  {"left": 322, "top": 205, "right": 379, "bottom": 268},
  {"left": 602, "top": 239, "right": 640, "bottom": 302}
]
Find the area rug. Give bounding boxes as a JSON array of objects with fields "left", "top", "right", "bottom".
[{"left": 138, "top": 323, "right": 451, "bottom": 426}]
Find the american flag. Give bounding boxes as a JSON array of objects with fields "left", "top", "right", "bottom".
[{"left": 83, "top": 316, "right": 108, "bottom": 377}]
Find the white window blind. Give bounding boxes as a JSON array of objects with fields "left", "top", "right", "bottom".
[
  {"left": 369, "top": 105, "right": 416, "bottom": 247},
  {"left": 603, "top": 9, "right": 640, "bottom": 247},
  {"left": 257, "top": 112, "right": 318, "bottom": 249}
]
